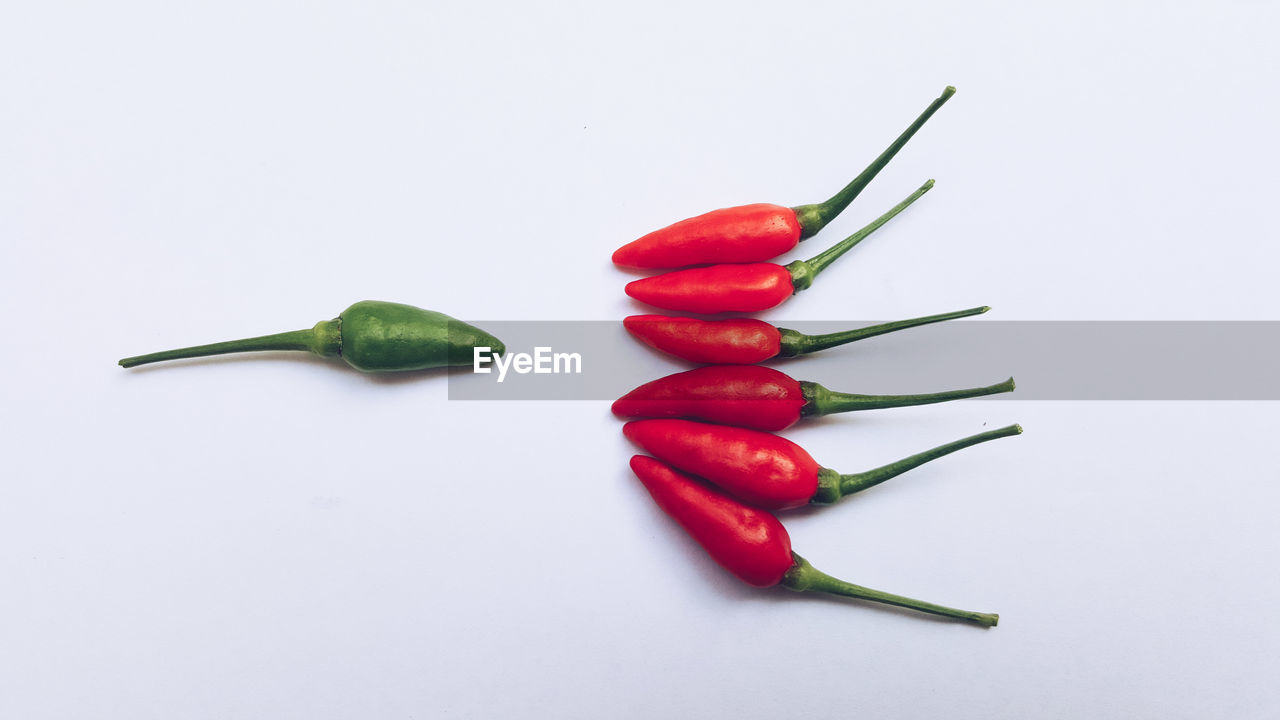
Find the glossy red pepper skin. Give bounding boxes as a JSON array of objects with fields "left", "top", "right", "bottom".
[
  {"left": 625, "top": 420, "right": 818, "bottom": 509},
  {"left": 613, "top": 365, "right": 1017, "bottom": 431},
  {"left": 611, "top": 87, "right": 956, "bottom": 270},
  {"left": 623, "top": 180, "right": 933, "bottom": 315},
  {"left": 624, "top": 263, "right": 795, "bottom": 314},
  {"left": 611, "top": 204, "right": 802, "bottom": 269},
  {"left": 632, "top": 452, "right": 1002, "bottom": 626},
  {"left": 631, "top": 453, "right": 1001, "bottom": 626},
  {"left": 630, "top": 454, "right": 795, "bottom": 587},
  {"left": 623, "top": 315, "right": 781, "bottom": 365},
  {"left": 625, "top": 418, "right": 1024, "bottom": 510},
  {"left": 612, "top": 365, "right": 806, "bottom": 431},
  {"left": 623, "top": 306, "right": 991, "bottom": 365}
]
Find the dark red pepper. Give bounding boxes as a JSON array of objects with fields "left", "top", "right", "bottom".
[
  {"left": 625, "top": 419, "right": 1022, "bottom": 510},
  {"left": 612, "top": 365, "right": 1015, "bottom": 431},
  {"left": 623, "top": 306, "right": 988, "bottom": 365},
  {"left": 611, "top": 87, "right": 956, "bottom": 269},
  {"left": 631, "top": 454, "right": 998, "bottom": 626},
  {"left": 624, "top": 180, "right": 932, "bottom": 314}
]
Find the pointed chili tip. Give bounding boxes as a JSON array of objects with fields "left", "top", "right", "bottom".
[
  {"left": 942, "top": 85, "right": 957, "bottom": 99},
  {"left": 621, "top": 421, "right": 641, "bottom": 442}
]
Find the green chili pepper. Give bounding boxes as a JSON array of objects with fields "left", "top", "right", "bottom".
[{"left": 118, "top": 300, "right": 505, "bottom": 373}]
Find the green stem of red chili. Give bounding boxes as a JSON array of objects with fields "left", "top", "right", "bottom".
[
  {"left": 801, "top": 377, "right": 1015, "bottom": 417},
  {"left": 782, "top": 553, "right": 998, "bottom": 627},
  {"left": 792, "top": 85, "right": 955, "bottom": 239},
  {"left": 777, "top": 305, "right": 988, "bottom": 358},
  {"left": 812, "top": 424, "right": 1023, "bottom": 504},
  {"left": 786, "top": 179, "right": 934, "bottom": 291}
]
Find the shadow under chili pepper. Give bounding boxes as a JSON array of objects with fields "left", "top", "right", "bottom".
[
  {"left": 366, "top": 367, "right": 456, "bottom": 385},
  {"left": 611, "top": 261, "right": 719, "bottom": 279},
  {"left": 622, "top": 296, "right": 771, "bottom": 322}
]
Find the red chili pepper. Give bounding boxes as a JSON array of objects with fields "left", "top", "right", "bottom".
[
  {"left": 630, "top": 454, "right": 998, "bottom": 626},
  {"left": 625, "top": 419, "right": 1022, "bottom": 510},
  {"left": 624, "top": 180, "right": 932, "bottom": 314},
  {"left": 611, "top": 87, "right": 956, "bottom": 269},
  {"left": 612, "top": 365, "right": 1015, "bottom": 431},
  {"left": 623, "top": 305, "right": 988, "bottom": 365}
]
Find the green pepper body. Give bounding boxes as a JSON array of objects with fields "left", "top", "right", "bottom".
[
  {"left": 337, "top": 301, "right": 503, "bottom": 371},
  {"left": 118, "top": 300, "right": 504, "bottom": 373}
]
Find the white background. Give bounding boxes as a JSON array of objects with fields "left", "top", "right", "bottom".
[{"left": 3, "top": 2, "right": 1278, "bottom": 718}]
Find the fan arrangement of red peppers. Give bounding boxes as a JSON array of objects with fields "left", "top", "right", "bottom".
[{"left": 612, "top": 86, "right": 1018, "bottom": 628}]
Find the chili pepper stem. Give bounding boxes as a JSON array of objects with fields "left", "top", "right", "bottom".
[
  {"left": 118, "top": 321, "right": 342, "bottom": 368},
  {"left": 782, "top": 553, "right": 998, "bottom": 627},
  {"left": 786, "top": 180, "right": 933, "bottom": 292},
  {"left": 800, "top": 377, "right": 1015, "bottom": 417},
  {"left": 777, "top": 305, "right": 989, "bottom": 357},
  {"left": 792, "top": 86, "right": 955, "bottom": 239},
  {"left": 812, "top": 424, "right": 1023, "bottom": 504}
]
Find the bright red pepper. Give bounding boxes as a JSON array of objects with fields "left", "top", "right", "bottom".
[
  {"left": 630, "top": 454, "right": 998, "bottom": 626},
  {"left": 624, "top": 180, "right": 932, "bottom": 314},
  {"left": 624, "top": 419, "right": 1022, "bottom": 510},
  {"left": 613, "top": 204, "right": 802, "bottom": 270},
  {"left": 612, "top": 365, "right": 1015, "bottom": 431},
  {"left": 623, "top": 306, "right": 988, "bottom": 365},
  {"left": 611, "top": 86, "right": 956, "bottom": 269}
]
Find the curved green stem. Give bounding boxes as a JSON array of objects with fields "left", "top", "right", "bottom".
[
  {"left": 118, "top": 320, "right": 342, "bottom": 368},
  {"left": 782, "top": 553, "right": 997, "bottom": 627},
  {"left": 776, "top": 305, "right": 988, "bottom": 357},
  {"left": 792, "top": 86, "right": 955, "bottom": 238},
  {"left": 811, "top": 424, "right": 1022, "bottom": 504},
  {"left": 785, "top": 180, "right": 933, "bottom": 292},
  {"left": 799, "top": 377, "right": 1015, "bottom": 418}
]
